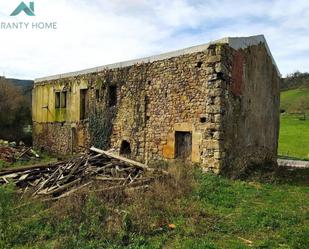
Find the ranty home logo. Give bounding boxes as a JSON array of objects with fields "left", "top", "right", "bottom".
[
  {"left": 10, "top": 1, "right": 35, "bottom": 16},
  {"left": 1, "top": 1, "right": 57, "bottom": 30}
]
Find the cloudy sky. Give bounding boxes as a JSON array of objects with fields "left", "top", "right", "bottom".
[{"left": 0, "top": 0, "right": 308, "bottom": 79}]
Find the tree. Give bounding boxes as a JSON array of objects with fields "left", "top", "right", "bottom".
[
  {"left": 0, "top": 77, "right": 31, "bottom": 142},
  {"left": 293, "top": 95, "right": 309, "bottom": 120}
]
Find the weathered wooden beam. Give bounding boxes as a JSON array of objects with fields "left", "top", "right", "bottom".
[
  {"left": 38, "top": 178, "right": 81, "bottom": 196},
  {"left": 90, "top": 147, "right": 150, "bottom": 170},
  {"left": 95, "top": 176, "right": 126, "bottom": 181}
]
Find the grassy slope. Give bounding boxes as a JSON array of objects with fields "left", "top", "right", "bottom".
[
  {"left": 0, "top": 166, "right": 308, "bottom": 249},
  {"left": 279, "top": 115, "right": 309, "bottom": 159},
  {"left": 279, "top": 88, "right": 309, "bottom": 159},
  {"left": 280, "top": 88, "right": 309, "bottom": 112}
]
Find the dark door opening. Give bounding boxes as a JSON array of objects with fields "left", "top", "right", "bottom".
[
  {"left": 80, "top": 89, "right": 89, "bottom": 120},
  {"left": 120, "top": 140, "right": 131, "bottom": 156},
  {"left": 108, "top": 85, "right": 117, "bottom": 107},
  {"left": 175, "top": 131, "right": 192, "bottom": 160}
]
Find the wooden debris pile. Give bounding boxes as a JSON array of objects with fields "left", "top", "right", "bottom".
[{"left": 0, "top": 147, "right": 164, "bottom": 199}]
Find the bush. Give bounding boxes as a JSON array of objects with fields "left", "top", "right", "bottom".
[{"left": 0, "top": 78, "right": 32, "bottom": 143}]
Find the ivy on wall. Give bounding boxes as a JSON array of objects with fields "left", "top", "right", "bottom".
[{"left": 88, "top": 107, "right": 115, "bottom": 150}]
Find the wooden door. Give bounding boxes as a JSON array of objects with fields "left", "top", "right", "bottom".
[{"left": 175, "top": 131, "right": 192, "bottom": 160}]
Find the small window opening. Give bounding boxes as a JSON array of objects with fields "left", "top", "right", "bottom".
[
  {"left": 120, "top": 140, "right": 131, "bottom": 156},
  {"left": 55, "top": 92, "right": 67, "bottom": 108},
  {"left": 200, "top": 117, "right": 207, "bottom": 123},
  {"left": 80, "top": 89, "right": 89, "bottom": 120},
  {"left": 217, "top": 72, "right": 224, "bottom": 79},
  {"left": 95, "top": 89, "right": 100, "bottom": 101},
  {"left": 147, "top": 80, "right": 151, "bottom": 85},
  {"left": 55, "top": 92, "right": 60, "bottom": 108},
  {"left": 196, "top": 61, "right": 203, "bottom": 68},
  {"left": 109, "top": 85, "right": 117, "bottom": 107}
]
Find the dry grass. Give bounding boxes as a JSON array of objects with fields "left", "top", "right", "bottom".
[
  {"left": 124, "top": 162, "right": 199, "bottom": 234},
  {"left": 48, "top": 161, "right": 199, "bottom": 237}
]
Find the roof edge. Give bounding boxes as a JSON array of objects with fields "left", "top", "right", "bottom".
[
  {"left": 227, "top": 35, "right": 281, "bottom": 76},
  {"left": 35, "top": 34, "right": 280, "bottom": 83}
]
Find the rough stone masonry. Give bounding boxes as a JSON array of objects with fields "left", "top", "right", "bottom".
[{"left": 32, "top": 35, "right": 281, "bottom": 174}]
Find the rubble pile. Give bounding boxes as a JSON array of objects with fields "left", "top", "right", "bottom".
[
  {"left": 0, "top": 146, "right": 16, "bottom": 162},
  {"left": 0, "top": 140, "right": 39, "bottom": 163},
  {"left": 0, "top": 147, "right": 166, "bottom": 200}
]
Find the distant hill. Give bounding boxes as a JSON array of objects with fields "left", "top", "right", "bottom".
[
  {"left": 8, "top": 78, "right": 33, "bottom": 98},
  {"left": 281, "top": 71, "right": 309, "bottom": 91}
]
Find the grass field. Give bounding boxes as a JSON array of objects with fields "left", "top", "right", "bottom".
[
  {"left": 280, "top": 88, "right": 309, "bottom": 113},
  {"left": 0, "top": 164, "right": 308, "bottom": 249},
  {"left": 279, "top": 114, "right": 309, "bottom": 160},
  {"left": 279, "top": 88, "right": 309, "bottom": 160}
]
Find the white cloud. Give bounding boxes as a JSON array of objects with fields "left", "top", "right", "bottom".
[{"left": 0, "top": 0, "right": 308, "bottom": 79}]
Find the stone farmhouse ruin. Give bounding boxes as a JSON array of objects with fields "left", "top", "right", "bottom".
[{"left": 32, "top": 35, "right": 281, "bottom": 173}]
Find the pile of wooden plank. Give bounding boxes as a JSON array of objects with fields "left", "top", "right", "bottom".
[{"left": 0, "top": 147, "right": 164, "bottom": 200}]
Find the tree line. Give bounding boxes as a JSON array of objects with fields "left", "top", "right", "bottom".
[
  {"left": 0, "top": 77, "right": 32, "bottom": 144},
  {"left": 282, "top": 71, "right": 309, "bottom": 90}
]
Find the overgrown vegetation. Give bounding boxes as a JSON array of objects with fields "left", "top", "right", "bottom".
[
  {"left": 89, "top": 108, "right": 116, "bottom": 149},
  {"left": 0, "top": 163, "right": 308, "bottom": 249},
  {"left": 0, "top": 77, "right": 32, "bottom": 144}
]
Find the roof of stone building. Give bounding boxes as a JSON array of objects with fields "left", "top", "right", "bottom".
[{"left": 35, "top": 34, "right": 280, "bottom": 83}]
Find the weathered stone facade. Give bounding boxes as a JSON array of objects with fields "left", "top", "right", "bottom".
[{"left": 32, "top": 35, "right": 281, "bottom": 174}]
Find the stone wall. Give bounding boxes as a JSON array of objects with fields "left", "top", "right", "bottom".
[
  {"left": 221, "top": 43, "right": 280, "bottom": 176},
  {"left": 33, "top": 122, "right": 89, "bottom": 155},
  {"left": 33, "top": 41, "right": 280, "bottom": 174}
]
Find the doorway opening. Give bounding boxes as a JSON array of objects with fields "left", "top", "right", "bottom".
[
  {"left": 175, "top": 131, "right": 192, "bottom": 160},
  {"left": 108, "top": 85, "right": 117, "bottom": 107},
  {"left": 120, "top": 140, "right": 131, "bottom": 156}
]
